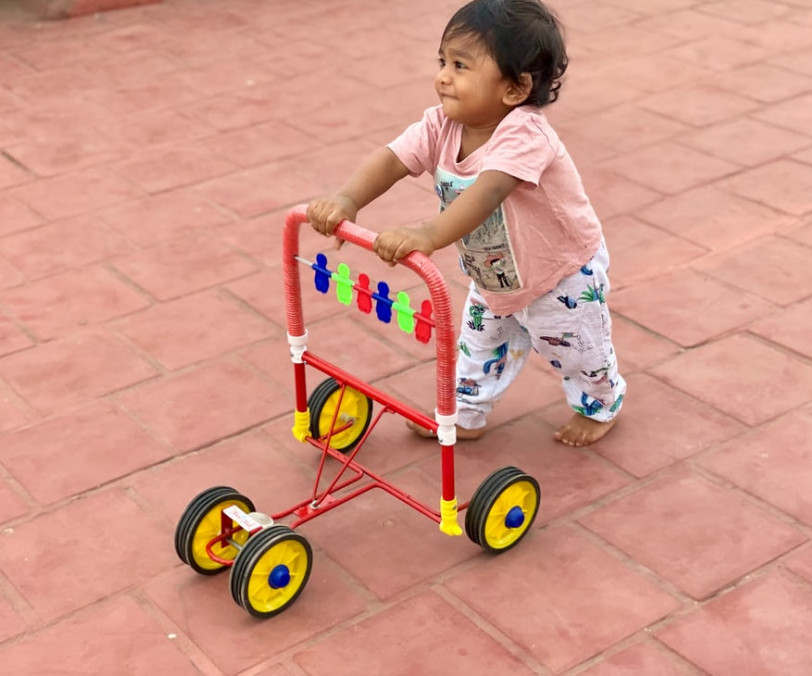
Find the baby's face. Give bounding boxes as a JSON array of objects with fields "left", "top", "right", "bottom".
[{"left": 434, "top": 34, "right": 513, "bottom": 128}]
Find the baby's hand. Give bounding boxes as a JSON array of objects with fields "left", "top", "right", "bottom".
[
  {"left": 373, "top": 226, "right": 435, "bottom": 265},
  {"left": 306, "top": 194, "right": 358, "bottom": 238}
]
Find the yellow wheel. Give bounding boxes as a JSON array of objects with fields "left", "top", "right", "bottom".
[
  {"left": 465, "top": 467, "right": 540, "bottom": 553},
  {"left": 308, "top": 377, "right": 373, "bottom": 452},
  {"left": 230, "top": 526, "right": 313, "bottom": 618},
  {"left": 174, "top": 486, "right": 255, "bottom": 575}
]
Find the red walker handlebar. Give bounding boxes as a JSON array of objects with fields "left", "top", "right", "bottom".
[{"left": 282, "top": 205, "right": 457, "bottom": 418}]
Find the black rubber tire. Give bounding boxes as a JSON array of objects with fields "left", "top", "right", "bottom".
[
  {"left": 465, "top": 467, "right": 540, "bottom": 553},
  {"left": 229, "top": 525, "right": 313, "bottom": 618},
  {"left": 174, "top": 486, "right": 255, "bottom": 575},
  {"left": 308, "top": 377, "right": 373, "bottom": 453}
]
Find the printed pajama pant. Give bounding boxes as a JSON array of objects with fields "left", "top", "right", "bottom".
[{"left": 455, "top": 240, "right": 626, "bottom": 430}]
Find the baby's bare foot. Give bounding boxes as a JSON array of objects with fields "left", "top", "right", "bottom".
[
  {"left": 405, "top": 420, "right": 486, "bottom": 441},
  {"left": 554, "top": 414, "right": 617, "bottom": 447}
]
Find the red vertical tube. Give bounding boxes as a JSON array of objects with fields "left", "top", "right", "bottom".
[
  {"left": 293, "top": 362, "right": 308, "bottom": 412},
  {"left": 441, "top": 446, "right": 455, "bottom": 501}
]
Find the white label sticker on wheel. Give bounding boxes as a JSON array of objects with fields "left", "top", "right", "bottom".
[{"left": 224, "top": 505, "right": 262, "bottom": 532}]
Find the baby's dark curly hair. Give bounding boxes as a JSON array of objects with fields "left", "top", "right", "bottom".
[{"left": 442, "top": 0, "right": 568, "bottom": 108}]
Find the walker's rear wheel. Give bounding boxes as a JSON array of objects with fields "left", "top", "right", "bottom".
[
  {"left": 230, "top": 525, "right": 313, "bottom": 618},
  {"left": 465, "top": 467, "right": 540, "bottom": 553},
  {"left": 174, "top": 486, "right": 255, "bottom": 575},
  {"left": 308, "top": 377, "right": 373, "bottom": 452}
]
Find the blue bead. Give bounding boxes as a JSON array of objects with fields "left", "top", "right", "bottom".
[
  {"left": 313, "top": 253, "right": 331, "bottom": 293},
  {"left": 373, "top": 281, "right": 393, "bottom": 323}
]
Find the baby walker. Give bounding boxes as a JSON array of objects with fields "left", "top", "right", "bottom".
[{"left": 174, "top": 204, "right": 541, "bottom": 618}]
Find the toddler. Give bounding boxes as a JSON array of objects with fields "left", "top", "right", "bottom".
[{"left": 307, "top": 0, "right": 625, "bottom": 447}]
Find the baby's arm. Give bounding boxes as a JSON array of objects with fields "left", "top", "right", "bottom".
[
  {"left": 373, "top": 170, "right": 521, "bottom": 262},
  {"left": 307, "top": 147, "right": 410, "bottom": 238}
]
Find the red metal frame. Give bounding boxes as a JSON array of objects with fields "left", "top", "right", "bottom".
[
  {"left": 197, "top": 205, "right": 466, "bottom": 567},
  {"left": 278, "top": 204, "right": 463, "bottom": 527}
]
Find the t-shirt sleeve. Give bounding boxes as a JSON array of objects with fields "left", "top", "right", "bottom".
[
  {"left": 478, "top": 110, "right": 558, "bottom": 187},
  {"left": 386, "top": 106, "right": 443, "bottom": 177}
]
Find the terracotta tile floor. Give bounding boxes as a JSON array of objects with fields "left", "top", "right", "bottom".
[{"left": 0, "top": 0, "right": 810, "bottom": 673}]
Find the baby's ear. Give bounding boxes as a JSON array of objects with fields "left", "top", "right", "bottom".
[{"left": 503, "top": 73, "right": 533, "bottom": 106}]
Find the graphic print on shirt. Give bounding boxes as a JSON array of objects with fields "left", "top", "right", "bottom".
[{"left": 435, "top": 167, "right": 522, "bottom": 294}]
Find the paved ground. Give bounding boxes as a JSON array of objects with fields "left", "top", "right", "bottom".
[{"left": 0, "top": 0, "right": 811, "bottom": 673}]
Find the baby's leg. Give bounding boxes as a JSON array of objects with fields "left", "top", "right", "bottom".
[
  {"left": 524, "top": 244, "right": 625, "bottom": 446},
  {"left": 408, "top": 284, "right": 530, "bottom": 439},
  {"left": 454, "top": 286, "right": 531, "bottom": 435},
  {"left": 555, "top": 345, "right": 625, "bottom": 447}
]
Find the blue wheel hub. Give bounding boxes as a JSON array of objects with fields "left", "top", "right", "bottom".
[
  {"left": 269, "top": 564, "right": 291, "bottom": 589},
  {"left": 505, "top": 506, "right": 525, "bottom": 529}
]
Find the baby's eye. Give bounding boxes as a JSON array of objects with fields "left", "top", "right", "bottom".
[
  {"left": 438, "top": 57, "right": 446, "bottom": 68},
  {"left": 454, "top": 61, "right": 466, "bottom": 70}
]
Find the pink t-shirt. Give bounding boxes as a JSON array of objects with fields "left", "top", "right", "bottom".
[{"left": 387, "top": 105, "right": 603, "bottom": 315}]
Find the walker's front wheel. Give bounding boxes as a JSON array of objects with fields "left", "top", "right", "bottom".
[
  {"left": 465, "top": 467, "right": 540, "bottom": 553},
  {"left": 308, "top": 377, "right": 373, "bottom": 452},
  {"left": 174, "top": 486, "right": 255, "bottom": 575},
  {"left": 230, "top": 525, "right": 313, "bottom": 618}
]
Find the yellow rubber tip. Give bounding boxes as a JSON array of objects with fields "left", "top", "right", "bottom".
[
  {"left": 292, "top": 409, "right": 310, "bottom": 442},
  {"left": 439, "top": 497, "right": 463, "bottom": 537}
]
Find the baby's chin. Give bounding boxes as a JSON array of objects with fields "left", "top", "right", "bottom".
[{"left": 438, "top": 96, "right": 462, "bottom": 121}]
